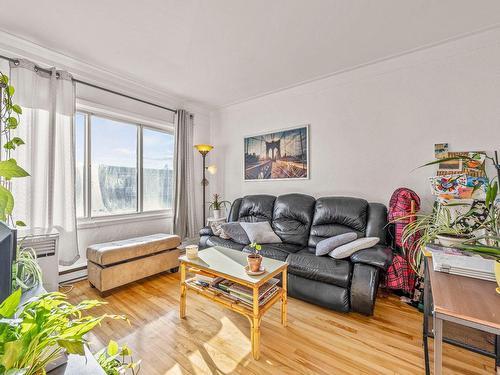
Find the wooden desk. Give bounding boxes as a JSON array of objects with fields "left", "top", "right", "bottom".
[{"left": 424, "top": 257, "right": 500, "bottom": 374}]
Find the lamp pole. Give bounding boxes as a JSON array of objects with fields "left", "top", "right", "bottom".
[
  {"left": 194, "top": 144, "right": 213, "bottom": 227},
  {"left": 201, "top": 152, "right": 208, "bottom": 224}
]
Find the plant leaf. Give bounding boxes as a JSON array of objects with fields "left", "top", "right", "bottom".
[
  {"left": 11, "top": 105, "right": 22, "bottom": 114},
  {"left": 120, "top": 345, "right": 132, "bottom": 356},
  {"left": 6, "top": 117, "right": 18, "bottom": 129},
  {"left": 15, "top": 221, "right": 26, "bottom": 227},
  {"left": 0, "top": 289, "right": 21, "bottom": 318},
  {"left": 0, "top": 339, "right": 23, "bottom": 368},
  {"left": 107, "top": 340, "right": 119, "bottom": 356},
  {"left": 57, "top": 339, "right": 85, "bottom": 356},
  {"left": 0, "top": 159, "right": 29, "bottom": 180},
  {"left": 11, "top": 138, "right": 24, "bottom": 146},
  {"left": 0, "top": 185, "right": 14, "bottom": 219}
]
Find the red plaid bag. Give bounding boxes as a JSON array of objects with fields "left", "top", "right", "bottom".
[
  {"left": 385, "top": 253, "right": 415, "bottom": 293},
  {"left": 385, "top": 188, "right": 421, "bottom": 295}
]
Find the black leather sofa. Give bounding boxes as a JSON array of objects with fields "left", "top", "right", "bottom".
[{"left": 199, "top": 194, "right": 393, "bottom": 315}]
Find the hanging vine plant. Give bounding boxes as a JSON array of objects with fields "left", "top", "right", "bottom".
[{"left": 0, "top": 71, "right": 29, "bottom": 226}]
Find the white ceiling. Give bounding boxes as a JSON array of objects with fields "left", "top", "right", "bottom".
[{"left": 1, "top": 0, "right": 500, "bottom": 108}]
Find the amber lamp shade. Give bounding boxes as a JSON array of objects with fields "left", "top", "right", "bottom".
[{"left": 194, "top": 144, "right": 213, "bottom": 155}]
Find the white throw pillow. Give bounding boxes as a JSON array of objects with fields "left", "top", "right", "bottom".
[
  {"left": 240, "top": 221, "right": 282, "bottom": 244},
  {"left": 329, "top": 237, "right": 379, "bottom": 259}
]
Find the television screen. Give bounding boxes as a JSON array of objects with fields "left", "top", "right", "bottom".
[{"left": 0, "top": 222, "right": 16, "bottom": 303}]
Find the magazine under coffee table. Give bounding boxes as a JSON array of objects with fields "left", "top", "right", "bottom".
[{"left": 178, "top": 246, "right": 288, "bottom": 360}]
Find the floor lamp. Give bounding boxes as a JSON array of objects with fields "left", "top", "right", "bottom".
[{"left": 194, "top": 144, "right": 213, "bottom": 226}]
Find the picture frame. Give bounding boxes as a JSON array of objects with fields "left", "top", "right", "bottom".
[{"left": 244, "top": 124, "right": 309, "bottom": 181}]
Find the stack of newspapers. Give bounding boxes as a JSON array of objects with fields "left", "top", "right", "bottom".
[{"left": 426, "top": 243, "right": 496, "bottom": 282}]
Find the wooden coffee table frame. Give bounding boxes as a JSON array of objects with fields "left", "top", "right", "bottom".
[{"left": 179, "top": 258, "right": 288, "bottom": 360}]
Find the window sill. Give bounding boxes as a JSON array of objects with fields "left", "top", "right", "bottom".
[{"left": 77, "top": 211, "right": 172, "bottom": 230}]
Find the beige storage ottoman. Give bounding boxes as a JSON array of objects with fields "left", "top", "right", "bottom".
[{"left": 87, "top": 233, "right": 181, "bottom": 295}]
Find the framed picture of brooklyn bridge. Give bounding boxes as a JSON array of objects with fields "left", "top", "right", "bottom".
[{"left": 244, "top": 125, "right": 309, "bottom": 181}]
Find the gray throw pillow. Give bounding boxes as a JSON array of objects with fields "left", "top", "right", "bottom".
[
  {"left": 329, "top": 237, "right": 380, "bottom": 259},
  {"left": 219, "top": 222, "right": 250, "bottom": 245},
  {"left": 315, "top": 232, "right": 357, "bottom": 256},
  {"left": 240, "top": 221, "right": 282, "bottom": 244}
]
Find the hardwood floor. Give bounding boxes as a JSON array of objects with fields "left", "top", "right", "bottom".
[{"left": 67, "top": 272, "right": 495, "bottom": 375}]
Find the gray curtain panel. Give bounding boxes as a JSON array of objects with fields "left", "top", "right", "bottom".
[{"left": 173, "top": 110, "right": 197, "bottom": 239}]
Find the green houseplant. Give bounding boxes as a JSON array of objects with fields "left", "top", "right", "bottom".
[
  {"left": 400, "top": 153, "right": 500, "bottom": 273},
  {"left": 208, "top": 193, "right": 230, "bottom": 219},
  {"left": 0, "top": 289, "right": 126, "bottom": 375},
  {"left": 95, "top": 340, "right": 141, "bottom": 375},
  {"left": 247, "top": 242, "right": 263, "bottom": 272},
  {"left": 12, "top": 244, "right": 43, "bottom": 291},
  {"left": 1, "top": 71, "right": 42, "bottom": 293},
  {"left": 0, "top": 71, "right": 29, "bottom": 226}
]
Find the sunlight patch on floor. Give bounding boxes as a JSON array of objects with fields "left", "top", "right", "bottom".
[
  {"left": 193, "top": 316, "right": 251, "bottom": 374},
  {"left": 164, "top": 363, "right": 184, "bottom": 374}
]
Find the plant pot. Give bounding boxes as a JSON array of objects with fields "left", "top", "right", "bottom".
[
  {"left": 213, "top": 209, "right": 222, "bottom": 219},
  {"left": 247, "top": 254, "right": 262, "bottom": 272},
  {"left": 436, "top": 234, "right": 470, "bottom": 248}
]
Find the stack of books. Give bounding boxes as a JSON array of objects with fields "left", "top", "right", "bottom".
[
  {"left": 192, "top": 271, "right": 220, "bottom": 287},
  {"left": 212, "top": 278, "right": 280, "bottom": 307}
]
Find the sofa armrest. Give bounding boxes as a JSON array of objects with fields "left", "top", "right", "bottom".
[
  {"left": 350, "top": 245, "right": 393, "bottom": 271},
  {"left": 199, "top": 226, "right": 214, "bottom": 237},
  {"left": 200, "top": 226, "right": 214, "bottom": 237}
]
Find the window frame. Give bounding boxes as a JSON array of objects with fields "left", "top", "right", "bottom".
[{"left": 75, "top": 106, "right": 175, "bottom": 226}]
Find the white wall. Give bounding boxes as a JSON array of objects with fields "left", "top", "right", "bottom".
[{"left": 210, "top": 27, "right": 500, "bottom": 211}]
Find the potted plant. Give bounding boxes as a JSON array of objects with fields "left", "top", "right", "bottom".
[
  {"left": 208, "top": 193, "right": 231, "bottom": 219},
  {"left": 247, "top": 242, "right": 263, "bottom": 272},
  {"left": 0, "top": 289, "right": 127, "bottom": 375},
  {"left": 12, "top": 244, "right": 43, "bottom": 291},
  {"left": 399, "top": 152, "right": 500, "bottom": 273}
]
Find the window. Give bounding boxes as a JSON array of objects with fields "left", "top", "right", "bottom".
[
  {"left": 75, "top": 111, "right": 174, "bottom": 219},
  {"left": 142, "top": 128, "right": 174, "bottom": 211}
]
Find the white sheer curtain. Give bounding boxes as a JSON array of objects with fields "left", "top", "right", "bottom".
[
  {"left": 173, "top": 110, "right": 197, "bottom": 239},
  {"left": 10, "top": 59, "right": 79, "bottom": 266}
]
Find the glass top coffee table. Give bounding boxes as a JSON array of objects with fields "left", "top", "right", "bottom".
[{"left": 178, "top": 246, "right": 288, "bottom": 360}]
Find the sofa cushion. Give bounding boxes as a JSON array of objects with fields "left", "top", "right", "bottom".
[
  {"left": 309, "top": 197, "right": 369, "bottom": 248},
  {"left": 315, "top": 232, "right": 357, "bottom": 256},
  {"left": 272, "top": 193, "right": 316, "bottom": 246},
  {"left": 240, "top": 221, "right": 282, "bottom": 244},
  {"left": 220, "top": 222, "right": 250, "bottom": 244},
  {"left": 206, "top": 236, "right": 245, "bottom": 251},
  {"left": 287, "top": 250, "right": 352, "bottom": 288},
  {"left": 366, "top": 203, "right": 389, "bottom": 245},
  {"left": 87, "top": 233, "right": 180, "bottom": 266},
  {"left": 238, "top": 195, "right": 276, "bottom": 222},
  {"left": 329, "top": 237, "right": 380, "bottom": 259},
  {"left": 199, "top": 226, "right": 214, "bottom": 236},
  {"left": 242, "top": 243, "right": 302, "bottom": 262},
  {"left": 227, "top": 198, "right": 242, "bottom": 222}
]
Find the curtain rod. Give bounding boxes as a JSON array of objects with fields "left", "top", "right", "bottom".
[{"left": 0, "top": 53, "right": 177, "bottom": 114}]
